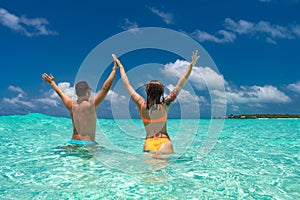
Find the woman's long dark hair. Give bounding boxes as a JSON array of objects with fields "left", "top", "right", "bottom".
[{"left": 145, "top": 80, "right": 164, "bottom": 110}]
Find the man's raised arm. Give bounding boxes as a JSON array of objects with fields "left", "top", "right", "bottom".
[
  {"left": 92, "top": 60, "right": 118, "bottom": 108},
  {"left": 42, "top": 73, "right": 73, "bottom": 111}
]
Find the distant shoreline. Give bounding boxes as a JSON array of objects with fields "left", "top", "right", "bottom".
[{"left": 216, "top": 114, "right": 300, "bottom": 119}]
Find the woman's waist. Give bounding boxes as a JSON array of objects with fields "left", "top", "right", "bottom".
[{"left": 146, "top": 132, "right": 169, "bottom": 139}]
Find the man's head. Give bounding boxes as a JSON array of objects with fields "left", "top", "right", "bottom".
[{"left": 75, "top": 81, "right": 91, "bottom": 97}]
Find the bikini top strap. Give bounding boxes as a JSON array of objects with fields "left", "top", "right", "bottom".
[{"left": 140, "top": 102, "right": 167, "bottom": 123}]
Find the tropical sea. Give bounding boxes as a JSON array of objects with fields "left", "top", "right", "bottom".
[{"left": 0, "top": 113, "right": 299, "bottom": 199}]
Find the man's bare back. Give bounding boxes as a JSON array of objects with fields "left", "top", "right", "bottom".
[
  {"left": 72, "top": 100, "right": 97, "bottom": 141},
  {"left": 42, "top": 56, "right": 118, "bottom": 144}
]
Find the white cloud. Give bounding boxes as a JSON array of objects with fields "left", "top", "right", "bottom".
[
  {"left": 46, "top": 82, "right": 127, "bottom": 107},
  {"left": 161, "top": 60, "right": 226, "bottom": 116},
  {"left": 166, "top": 84, "right": 206, "bottom": 103},
  {"left": 3, "top": 85, "right": 34, "bottom": 108},
  {"left": 162, "top": 60, "right": 226, "bottom": 91},
  {"left": 189, "top": 18, "right": 300, "bottom": 44},
  {"left": 1, "top": 82, "right": 129, "bottom": 116},
  {"left": 43, "top": 81, "right": 128, "bottom": 105},
  {"left": 120, "top": 18, "right": 140, "bottom": 34},
  {"left": 0, "top": 7, "right": 57, "bottom": 37},
  {"left": 266, "top": 37, "right": 277, "bottom": 44},
  {"left": 147, "top": 7, "right": 174, "bottom": 24},
  {"left": 2, "top": 83, "right": 75, "bottom": 111},
  {"left": 230, "top": 105, "right": 240, "bottom": 112},
  {"left": 105, "top": 90, "right": 126, "bottom": 103},
  {"left": 292, "top": 25, "right": 300, "bottom": 37},
  {"left": 165, "top": 84, "right": 205, "bottom": 118},
  {"left": 224, "top": 18, "right": 300, "bottom": 42},
  {"left": 2, "top": 93, "right": 35, "bottom": 108},
  {"left": 191, "top": 29, "right": 236, "bottom": 43},
  {"left": 8, "top": 85, "right": 25, "bottom": 94},
  {"left": 36, "top": 98, "right": 59, "bottom": 107},
  {"left": 224, "top": 18, "right": 254, "bottom": 35},
  {"left": 191, "top": 66, "right": 226, "bottom": 91},
  {"left": 226, "top": 85, "right": 291, "bottom": 104},
  {"left": 287, "top": 81, "right": 300, "bottom": 94},
  {"left": 0, "top": 8, "right": 23, "bottom": 31},
  {"left": 0, "top": 80, "right": 294, "bottom": 116},
  {"left": 50, "top": 82, "right": 76, "bottom": 100},
  {"left": 104, "top": 90, "right": 129, "bottom": 115}
]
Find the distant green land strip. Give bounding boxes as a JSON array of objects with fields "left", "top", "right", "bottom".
[{"left": 227, "top": 114, "right": 300, "bottom": 119}]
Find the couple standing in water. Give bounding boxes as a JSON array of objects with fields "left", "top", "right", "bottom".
[{"left": 42, "top": 51, "right": 199, "bottom": 154}]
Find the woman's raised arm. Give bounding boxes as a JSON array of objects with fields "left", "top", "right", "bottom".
[
  {"left": 165, "top": 50, "right": 199, "bottom": 107},
  {"left": 112, "top": 54, "right": 144, "bottom": 106},
  {"left": 175, "top": 50, "right": 199, "bottom": 93}
]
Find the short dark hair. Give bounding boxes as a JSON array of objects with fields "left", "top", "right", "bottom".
[{"left": 75, "top": 81, "right": 90, "bottom": 97}]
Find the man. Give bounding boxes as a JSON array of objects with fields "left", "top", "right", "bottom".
[{"left": 42, "top": 57, "right": 118, "bottom": 145}]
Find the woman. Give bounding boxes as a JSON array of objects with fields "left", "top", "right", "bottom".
[{"left": 112, "top": 51, "right": 199, "bottom": 153}]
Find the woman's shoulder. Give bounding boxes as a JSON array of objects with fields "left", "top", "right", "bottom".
[{"left": 139, "top": 100, "right": 147, "bottom": 109}]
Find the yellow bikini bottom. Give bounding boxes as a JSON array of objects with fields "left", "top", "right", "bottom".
[{"left": 144, "top": 138, "right": 170, "bottom": 152}]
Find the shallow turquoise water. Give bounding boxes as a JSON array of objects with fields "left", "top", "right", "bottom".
[{"left": 0, "top": 113, "right": 299, "bottom": 199}]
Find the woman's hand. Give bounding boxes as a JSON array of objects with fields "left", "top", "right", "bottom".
[
  {"left": 112, "top": 54, "right": 123, "bottom": 68},
  {"left": 191, "top": 50, "right": 200, "bottom": 66},
  {"left": 112, "top": 54, "right": 120, "bottom": 70},
  {"left": 42, "top": 73, "right": 55, "bottom": 84}
]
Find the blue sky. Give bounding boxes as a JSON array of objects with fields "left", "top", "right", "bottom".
[{"left": 0, "top": 0, "right": 300, "bottom": 118}]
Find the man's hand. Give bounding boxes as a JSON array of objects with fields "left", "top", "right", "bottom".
[
  {"left": 112, "top": 54, "right": 119, "bottom": 70},
  {"left": 42, "top": 73, "right": 55, "bottom": 84},
  {"left": 112, "top": 54, "right": 123, "bottom": 68}
]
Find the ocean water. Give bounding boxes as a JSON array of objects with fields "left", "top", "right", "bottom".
[{"left": 0, "top": 113, "right": 299, "bottom": 199}]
